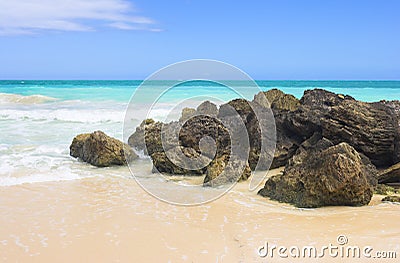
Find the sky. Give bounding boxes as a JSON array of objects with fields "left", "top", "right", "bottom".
[{"left": 0, "top": 0, "right": 399, "bottom": 80}]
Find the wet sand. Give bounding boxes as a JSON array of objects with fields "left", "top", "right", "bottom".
[{"left": 0, "top": 169, "right": 399, "bottom": 262}]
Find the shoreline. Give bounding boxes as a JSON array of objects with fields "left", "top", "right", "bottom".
[{"left": 1, "top": 172, "right": 399, "bottom": 262}]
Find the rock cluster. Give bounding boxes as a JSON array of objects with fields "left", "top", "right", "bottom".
[
  {"left": 70, "top": 88, "right": 400, "bottom": 208},
  {"left": 257, "top": 89, "right": 400, "bottom": 207},
  {"left": 128, "top": 99, "right": 255, "bottom": 186}
]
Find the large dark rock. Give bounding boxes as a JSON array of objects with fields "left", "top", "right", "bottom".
[
  {"left": 282, "top": 89, "right": 399, "bottom": 168},
  {"left": 258, "top": 139, "right": 375, "bottom": 208},
  {"left": 381, "top": 100, "right": 400, "bottom": 163},
  {"left": 70, "top": 131, "right": 138, "bottom": 167},
  {"left": 378, "top": 163, "right": 400, "bottom": 184}
]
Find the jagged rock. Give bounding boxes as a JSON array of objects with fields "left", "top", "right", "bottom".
[
  {"left": 70, "top": 131, "right": 138, "bottom": 167},
  {"left": 258, "top": 141, "right": 375, "bottom": 208},
  {"left": 269, "top": 132, "right": 299, "bottom": 169},
  {"left": 282, "top": 89, "right": 399, "bottom": 167},
  {"left": 179, "top": 101, "right": 218, "bottom": 123},
  {"left": 203, "top": 154, "right": 251, "bottom": 187},
  {"left": 218, "top": 99, "right": 266, "bottom": 170},
  {"left": 151, "top": 146, "right": 211, "bottom": 175},
  {"left": 252, "top": 90, "right": 302, "bottom": 169},
  {"left": 380, "top": 100, "right": 400, "bottom": 163},
  {"left": 128, "top": 119, "right": 158, "bottom": 153},
  {"left": 254, "top": 89, "right": 300, "bottom": 111},
  {"left": 128, "top": 119, "right": 179, "bottom": 155},
  {"left": 179, "top": 107, "right": 196, "bottom": 122},
  {"left": 378, "top": 162, "right": 400, "bottom": 184},
  {"left": 382, "top": 196, "right": 400, "bottom": 203},
  {"left": 196, "top": 101, "right": 218, "bottom": 116},
  {"left": 286, "top": 132, "right": 333, "bottom": 166},
  {"left": 179, "top": 115, "right": 231, "bottom": 158}
]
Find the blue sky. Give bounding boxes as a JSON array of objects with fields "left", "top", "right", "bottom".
[{"left": 0, "top": 0, "right": 399, "bottom": 80}]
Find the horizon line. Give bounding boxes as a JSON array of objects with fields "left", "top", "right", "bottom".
[{"left": 1, "top": 79, "right": 400, "bottom": 81}]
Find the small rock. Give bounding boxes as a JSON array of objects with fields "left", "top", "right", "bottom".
[
  {"left": 381, "top": 196, "right": 400, "bottom": 203},
  {"left": 70, "top": 131, "right": 138, "bottom": 167}
]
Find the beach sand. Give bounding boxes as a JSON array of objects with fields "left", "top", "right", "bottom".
[{"left": 0, "top": 168, "right": 399, "bottom": 262}]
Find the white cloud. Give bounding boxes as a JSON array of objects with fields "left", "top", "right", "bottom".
[{"left": 0, "top": 0, "right": 161, "bottom": 35}]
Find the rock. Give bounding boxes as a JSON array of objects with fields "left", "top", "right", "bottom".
[
  {"left": 378, "top": 162, "right": 400, "bottom": 184},
  {"left": 381, "top": 196, "right": 400, "bottom": 203},
  {"left": 70, "top": 133, "right": 90, "bottom": 159},
  {"left": 218, "top": 99, "right": 264, "bottom": 170},
  {"left": 128, "top": 119, "right": 157, "bottom": 153},
  {"left": 379, "top": 100, "right": 400, "bottom": 162},
  {"left": 258, "top": 141, "right": 375, "bottom": 208},
  {"left": 253, "top": 89, "right": 302, "bottom": 169},
  {"left": 179, "top": 107, "right": 196, "bottom": 122},
  {"left": 282, "top": 89, "right": 399, "bottom": 167},
  {"left": 254, "top": 89, "right": 300, "bottom": 111},
  {"left": 269, "top": 132, "right": 299, "bottom": 169},
  {"left": 286, "top": 132, "right": 333, "bottom": 166},
  {"left": 179, "top": 115, "right": 231, "bottom": 158},
  {"left": 203, "top": 154, "right": 251, "bottom": 187},
  {"left": 128, "top": 119, "right": 179, "bottom": 156},
  {"left": 70, "top": 131, "right": 138, "bottom": 167},
  {"left": 151, "top": 146, "right": 211, "bottom": 175},
  {"left": 179, "top": 101, "right": 218, "bottom": 123},
  {"left": 196, "top": 101, "right": 218, "bottom": 116},
  {"left": 322, "top": 100, "right": 398, "bottom": 167},
  {"left": 374, "top": 184, "right": 396, "bottom": 195}
]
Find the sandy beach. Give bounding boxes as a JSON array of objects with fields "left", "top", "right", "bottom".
[
  {"left": 1, "top": 1, "right": 400, "bottom": 261},
  {"left": 1, "top": 167, "right": 399, "bottom": 262}
]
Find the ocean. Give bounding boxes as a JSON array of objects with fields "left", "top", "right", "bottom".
[
  {"left": 1, "top": 80, "right": 400, "bottom": 186},
  {"left": 1, "top": 80, "right": 400, "bottom": 261}
]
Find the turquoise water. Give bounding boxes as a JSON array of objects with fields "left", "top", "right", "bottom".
[
  {"left": 1, "top": 80, "right": 400, "bottom": 187},
  {"left": 1, "top": 80, "right": 400, "bottom": 102}
]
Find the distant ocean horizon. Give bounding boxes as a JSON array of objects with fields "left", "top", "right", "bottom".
[{"left": 1, "top": 80, "right": 400, "bottom": 102}]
